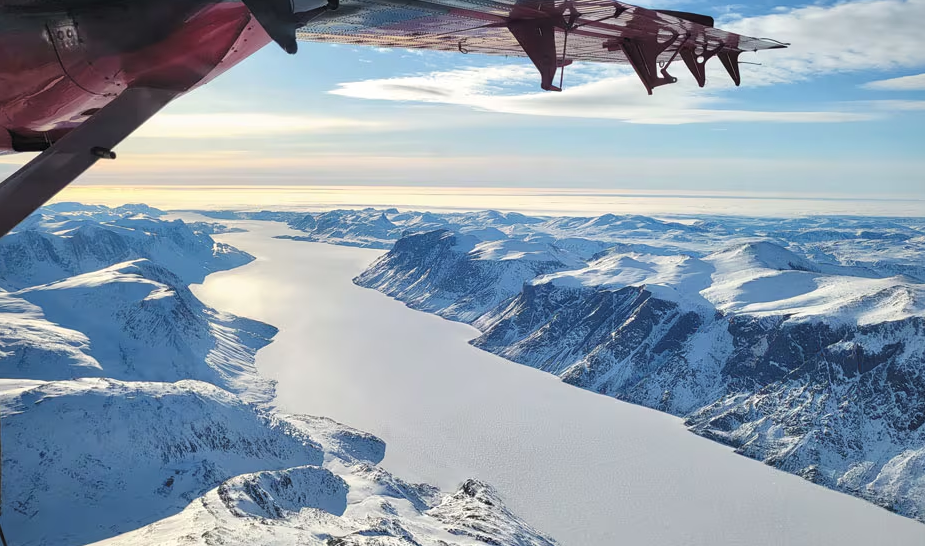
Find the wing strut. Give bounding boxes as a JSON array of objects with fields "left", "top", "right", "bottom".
[
  {"left": 679, "top": 42, "right": 723, "bottom": 87},
  {"left": 0, "top": 87, "right": 178, "bottom": 238},
  {"left": 506, "top": 3, "right": 578, "bottom": 91},
  {"left": 605, "top": 33, "right": 680, "bottom": 95},
  {"left": 507, "top": 18, "right": 563, "bottom": 91},
  {"left": 718, "top": 50, "right": 742, "bottom": 86}
]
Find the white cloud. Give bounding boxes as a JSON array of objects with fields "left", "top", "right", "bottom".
[
  {"left": 333, "top": 65, "right": 535, "bottom": 100},
  {"left": 862, "top": 73, "right": 925, "bottom": 90},
  {"left": 724, "top": 0, "right": 925, "bottom": 83},
  {"left": 68, "top": 151, "right": 923, "bottom": 199},
  {"left": 330, "top": 0, "right": 925, "bottom": 124},
  {"left": 133, "top": 113, "right": 382, "bottom": 139},
  {"left": 332, "top": 66, "right": 873, "bottom": 124},
  {"left": 856, "top": 100, "right": 925, "bottom": 110}
]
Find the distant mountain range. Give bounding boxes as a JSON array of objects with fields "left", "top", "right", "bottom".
[
  {"left": 236, "top": 206, "right": 925, "bottom": 523},
  {"left": 0, "top": 204, "right": 556, "bottom": 546}
]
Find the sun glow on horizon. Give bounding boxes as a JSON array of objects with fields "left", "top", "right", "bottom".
[{"left": 52, "top": 185, "right": 925, "bottom": 217}]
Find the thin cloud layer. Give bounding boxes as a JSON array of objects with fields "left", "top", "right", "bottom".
[
  {"left": 330, "top": 0, "right": 925, "bottom": 124},
  {"left": 861, "top": 100, "right": 925, "bottom": 110},
  {"left": 134, "top": 113, "right": 383, "bottom": 139},
  {"left": 863, "top": 73, "right": 925, "bottom": 90},
  {"left": 332, "top": 65, "right": 871, "bottom": 124},
  {"left": 725, "top": 0, "right": 925, "bottom": 83}
]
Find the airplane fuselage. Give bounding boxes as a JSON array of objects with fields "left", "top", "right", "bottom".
[{"left": 0, "top": 0, "right": 273, "bottom": 153}]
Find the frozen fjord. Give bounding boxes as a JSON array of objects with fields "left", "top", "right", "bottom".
[{"left": 190, "top": 218, "right": 925, "bottom": 546}]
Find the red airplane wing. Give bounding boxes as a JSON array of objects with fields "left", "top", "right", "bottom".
[{"left": 296, "top": 0, "right": 787, "bottom": 91}]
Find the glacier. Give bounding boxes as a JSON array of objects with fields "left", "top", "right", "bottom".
[{"left": 0, "top": 204, "right": 556, "bottom": 546}]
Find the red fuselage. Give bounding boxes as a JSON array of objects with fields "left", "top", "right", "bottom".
[{"left": 0, "top": 0, "right": 271, "bottom": 153}]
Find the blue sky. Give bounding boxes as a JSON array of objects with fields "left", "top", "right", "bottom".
[{"left": 16, "top": 0, "right": 925, "bottom": 198}]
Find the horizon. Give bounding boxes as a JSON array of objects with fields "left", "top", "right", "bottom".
[{"left": 51, "top": 184, "right": 925, "bottom": 218}]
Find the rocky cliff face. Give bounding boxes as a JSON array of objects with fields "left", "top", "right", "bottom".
[
  {"left": 356, "top": 229, "right": 584, "bottom": 322},
  {"left": 353, "top": 214, "right": 925, "bottom": 524},
  {"left": 474, "top": 278, "right": 925, "bottom": 518}
]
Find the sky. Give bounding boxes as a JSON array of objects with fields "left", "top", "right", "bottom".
[{"left": 3, "top": 0, "right": 925, "bottom": 209}]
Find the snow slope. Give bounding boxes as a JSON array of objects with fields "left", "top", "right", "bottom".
[
  {"left": 94, "top": 464, "right": 555, "bottom": 546},
  {"left": 0, "top": 207, "right": 251, "bottom": 289},
  {"left": 11, "top": 259, "right": 277, "bottom": 399},
  {"left": 0, "top": 255, "right": 276, "bottom": 402},
  {"left": 0, "top": 378, "right": 321, "bottom": 545},
  {"left": 355, "top": 230, "right": 585, "bottom": 322}
]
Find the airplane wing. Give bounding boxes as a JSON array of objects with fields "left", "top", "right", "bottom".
[
  {"left": 0, "top": 0, "right": 787, "bottom": 238},
  {"left": 294, "top": 0, "right": 787, "bottom": 92}
]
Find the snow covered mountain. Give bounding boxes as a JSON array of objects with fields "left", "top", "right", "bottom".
[
  {"left": 348, "top": 210, "right": 925, "bottom": 524},
  {"left": 0, "top": 205, "right": 556, "bottom": 546},
  {"left": 1, "top": 204, "right": 251, "bottom": 289},
  {"left": 265, "top": 207, "right": 925, "bottom": 283},
  {"left": 0, "top": 206, "right": 273, "bottom": 399},
  {"left": 3, "top": 377, "right": 554, "bottom": 546},
  {"left": 3, "top": 259, "right": 277, "bottom": 400},
  {"left": 1, "top": 378, "right": 320, "bottom": 545},
  {"left": 355, "top": 229, "right": 585, "bottom": 322}
]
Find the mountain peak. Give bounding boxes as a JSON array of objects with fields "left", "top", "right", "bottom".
[{"left": 712, "top": 240, "right": 820, "bottom": 273}]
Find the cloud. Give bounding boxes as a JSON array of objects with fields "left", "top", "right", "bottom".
[
  {"left": 862, "top": 73, "right": 925, "bottom": 90},
  {"left": 723, "top": 0, "right": 925, "bottom": 83},
  {"left": 856, "top": 100, "right": 925, "bottom": 110},
  {"left": 333, "top": 65, "right": 532, "bottom": 99},
  {"left": 133, "top": 113, "right": 382, "bottom": 139},
  {"left": 68, "top": 151, "right": 923, "bottom": 200},
  {"left": 332, "top": 65, "right": 873, "bottom": 124},
  {"left": 330, "top": 0, "right": 925, "bottom": 124}
]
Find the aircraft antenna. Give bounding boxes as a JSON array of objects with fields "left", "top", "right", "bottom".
[
  {"left": 558, "top": 4, "right": 579, "bottom": 91},
  {"left": 559, "top": 28, "right": 569, "bottom": 90}
]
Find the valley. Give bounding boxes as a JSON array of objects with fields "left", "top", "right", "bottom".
[{"left": 193, "top": 217, "right": 925, "bottom": 546}]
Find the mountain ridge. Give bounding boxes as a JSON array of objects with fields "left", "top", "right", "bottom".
[{"left": 344, "top": 212, "right": 925, "bottom": 524}]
